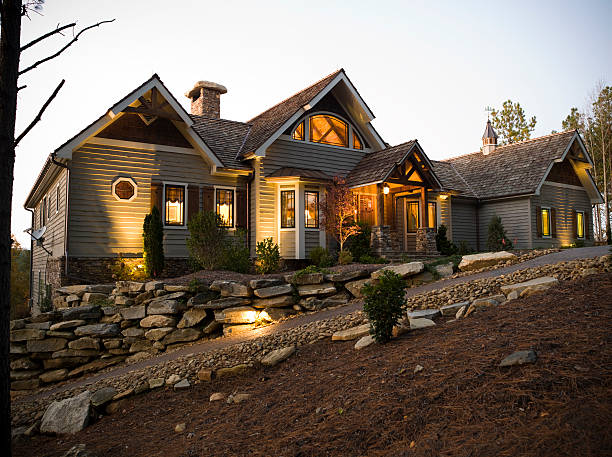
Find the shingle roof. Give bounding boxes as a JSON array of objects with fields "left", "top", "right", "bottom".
[
  {"left": 442, "top": 130, "right": 576, "bottom": 199},
  {"left": 430, "top": 160, "right": 477, "bottom": 197},
  {"left": 240, "top": 69, "right": 343, "bottom": 155},
  {"left": 482, "top": 119, "right": 497, "bottom": 139},
  {"left": 266, "top": 167, "right": 332, "bottom": 181},
  {"left": 190, "top": 116, "right": 251, "bottom": 170},
  {"left": 345, "top": 140, "right": 418, "bottom": 187}
]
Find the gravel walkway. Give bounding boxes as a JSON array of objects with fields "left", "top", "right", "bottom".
[{"left": 16, "top": 245, "right": 609, "bottom": 403}]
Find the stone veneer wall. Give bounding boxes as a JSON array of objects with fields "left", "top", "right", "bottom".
[
  {"left": 416, "top": 228, "right": 438, "bottom": 255},
  {"left": 371, "top": 225, "right": 393, "bottom": 258}
]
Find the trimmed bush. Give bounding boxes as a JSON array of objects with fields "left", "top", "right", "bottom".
[
  {"left": 143, "top": 206, "right": 164, "bottom": 278},
  {"left": 435, "top": 224, "right": 457, "bottom": 256},
  {"left": 338, "top": 250, "right": 353, "bottom": 265},
  {"left": 187, "top": 211, "right": 227, "bottom": 270},
  {"left": 255, "top": 237, "right": 281, "bottom": 274},
  {"left": 310, "top": 246, "right": 334, "bottom": 268},
  {"left": 347, "top": 222, "right": 372, "bottom": 261},
  {"left": 223, "top": 228, "right": 251, "bottom": 273},
  {"left": 487, "top": 216, "right": 514, "bottom": 251},
  {"left": 362, "top": 271, "right": 406, "bottom": 343}
]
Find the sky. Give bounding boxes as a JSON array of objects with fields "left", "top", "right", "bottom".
[{"left": 11, "top": 0, "right": 612, "bottom": 246}]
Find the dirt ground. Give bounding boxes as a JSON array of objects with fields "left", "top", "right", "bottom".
[{"left": 13, "top": 273, "right": 612, "bottom": 457}]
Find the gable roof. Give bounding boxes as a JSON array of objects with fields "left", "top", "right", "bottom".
[
  {"left": 191, "top": 116, "right": 251, "bottom": 170},
  {"left": 430, "top": 160, "right": 477, "bottom": 197}
]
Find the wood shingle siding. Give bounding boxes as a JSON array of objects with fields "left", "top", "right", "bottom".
[{"left": 478, "top": 197, "right": 531, "bottom": 250}]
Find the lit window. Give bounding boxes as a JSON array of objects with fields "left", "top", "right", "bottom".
[
  {"left": 353, "top": 131, "right": 362, "bottom": 150},
  {"left": 305, "top": 191, "right": 319, "bottom": 228},
  {"left": 541, "top": 208, "right": 551, "bottom": 237},
  {"left": 292, "top": 121, "right": 304, "bottom": 141},
  {"left": 428, "top": 202, "right": 436, "bottom": 229},
  {"left": 216, "top": 189, "right": 234, "bottom": 227},
  {"left": 407, "top": 201, "right": 419, "bottom": 232},
  {"left": 309, "top": 115, "right": 348, "bottom": 147},
  {"left": 165, "top": 184, "right": 185, "bottom": 226},
  {"left": 281, "top": 190, "right": 295, "bottom": 228},
  {"left": 576, "top": 211, "right": 584, "bottom": 239}
]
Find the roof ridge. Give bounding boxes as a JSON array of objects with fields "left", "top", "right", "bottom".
[
  {"left": 246, "top": 69, "right": 343, "bottom": 123},
  {"left": 366, "top": 139, "right": 416, "bottom": 155},
  {"left": 190, "top": 114, "right": 251, "bottom": 126},
  {"left": 448, "top": 160, "right": 480, "bottom": 199},
  {"left": 495, "top": 129, "right": 575, "bottom": 150}
]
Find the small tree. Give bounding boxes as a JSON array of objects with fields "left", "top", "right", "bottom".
[
  {"left": 255, "top": 237, "right": 281, "bottom": 274},
  {"left": 187, "top": 211, "right": 227, "bottom": 270},
  {"left": 487, "top": 216, "right": 514, "bottom": 251},
  {"left": 320, "top": 177, "right": 360, "bottom": 253},
  {"left": 347, "top": 221, "right": 372, "bottom": 261},
  {"left": 491, "top": 100, "right": 537, "bottom": 144},
  {"left": 435, "top": 224, "right": 457, "bottom": 256},
  {"left": 143, "top": 206, "right": 164, "bottom": 278},
  {"left": 362, "top": 271, "right": 406, "bottom": 343}
]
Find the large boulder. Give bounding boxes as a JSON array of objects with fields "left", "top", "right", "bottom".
[
  {"left": 144, "top": 327, "right": 174, "bottom": 341},
  {"left": 147, "top": 299, "right": 183, "bottom": 315},
  {"left": 500, "top": 276, "right": 559, "bottom": 297},
  {"left": 253, "top": 284, "right": 293, "bottom": 298},
  {"left": 214, "top": 306, "right": 257, "bottom": 324},
  {"left": 458, "top": 251, "right": 516, "bottom": 272},
  {"left": 331, "top": 324, "right": 371, "bottom": 341},
  {"left": 252, "top": 294, "right": 295, "bottom": 309},
  {"left": 40, "top": 390, "right": 92, "bottom": 434},
  {"left": 297, "top": 283, "right": 336, "bottom": 297},
  {"left": 324, "top": 269, "right": 369, "bottom": 283},
  {"left": 371, "top": 262, "right": 424, "bottom": 279},
  {"left": 177, "top": 308, "right": 209, "bottom": 328},
  {"left": 345, "top": 278, "right": 375, "bottom": 299},
  {"left": 139, "top": 315, "right": 177, "bottom": 328},
  {"left": 162, "top": 328, "right": 201, "bottom": 345},
  {"left": 261, "top": 346, "right": 296, "bottom": 366}
]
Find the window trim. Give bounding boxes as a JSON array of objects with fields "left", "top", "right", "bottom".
[
  {"left": 304, "top": 190, "right": 319, "bottom": 229},
  {"left": 576, "top": 210, "right": 585, "bottom": 239},
  {"left": 56, "top": 185, "right": 60, "bottom": 214},
  {"left": 427, "top": 201, "right": 437, "bottom": 230},
  {"left": 406, "top": 201, "right": 419, "bottom": 233},
  {"left": 163, "top": 181, "right": 188, "bottom": 229},
  {"left": 288, "top": 111, "right": 367, "bottom": 151},
  {"left": 42, "top": 196, "right": 48, "bottom": 226},
  {"left": 112, "top": 177, "right": 138, "bottom": 202},
  {"left": 541, "top": 206, "right": 552, "bottom": 238},
  {"left": 280, "top": 189, "right": 296, "bottom": 229},
  {"left": 214, "top": 186, "right": 236, "bottom": 229}
]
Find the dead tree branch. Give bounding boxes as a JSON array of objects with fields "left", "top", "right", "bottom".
[
  {"left": 20, "top": 23, "right": 76, "bottom": 52},
  {"left": 14, "top": 79, "right": 65, "bottom": 147},
  {"left": 19, "top": 19, "right": 115, "bottom": 75}
]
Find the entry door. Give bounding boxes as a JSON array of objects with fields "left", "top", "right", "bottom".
[
  {"left": 404, "top": 200, "right": 419, "bottom": 252},
  {"left": 358, "top": 195, "right": 375, "bottom": 226}
]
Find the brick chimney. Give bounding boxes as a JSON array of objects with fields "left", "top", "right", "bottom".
[{"left": 185, "top": 81, "right": 227, "bottom": 118}]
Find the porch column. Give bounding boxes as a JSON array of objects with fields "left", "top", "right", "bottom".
[
  {"left": 416, "top": 187, "right": 438, "bottom": 255},
  {"left": 376, "top": 183, "right": 385, "bottom": 226}
]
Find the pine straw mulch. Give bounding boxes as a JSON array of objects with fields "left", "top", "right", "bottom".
[{"left": 13, "top": 273, "right": 612, "bottom": 457}]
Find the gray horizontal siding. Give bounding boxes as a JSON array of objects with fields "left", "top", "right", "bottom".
[
  {"left": 479, "top": 197, "right": 531, "bottom": 250},
  {"left": 304, "top": 230, "right": 321, "bottom": 257},
  {"left": 451, "top": 198, "right": 478, "bottom": 251}
]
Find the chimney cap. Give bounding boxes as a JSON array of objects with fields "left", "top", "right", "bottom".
[{"left": 185, "top": 81, "right": 227, "bottom": 99}]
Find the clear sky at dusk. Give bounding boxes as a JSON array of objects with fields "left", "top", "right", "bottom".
[{"left": 11, "top": 0, "right": 612, "bottom": 246}]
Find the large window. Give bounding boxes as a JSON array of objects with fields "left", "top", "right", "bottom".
[
  {"left": 428, "top": 202, "right": 437, "bottom": 229},
  {"left": 281, "top": 190, "right": 295, "bottom": 228},
  {"left": 407, "top": 201, "right": 419, "bottom": 232},
  {"left": 165, "top": 184, "right": 185, "bottom": 226},
  {"left": 541, "top": 207, "right": 551, "bottom": 237},
  {"left": 305, "top": 191, "right": 319, "bottom": 228},
  {"left": 291, "top": 113, "right": 364, "bottom": 150},
  {"left": 216, "top": 189, "right": 234, "bottom": 228},
  {"left": 576, "top": 211, "right": 585, "bottom": 239}
]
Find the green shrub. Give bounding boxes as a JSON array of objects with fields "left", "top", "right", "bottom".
[
  {"left": 39, "top": 284, "right": 53, "bottom": 313},
  {"left": 187, "top": 211, "right": 227, "bottom": 270},
  {"left": 143, "top": 206, "right": 164, "bottom": 278},
  {"left": 435, "top": 224, "right": 457, "bottom": 256},
  {"left": 347, "top": 222, "right": 371, "bottom": 261},
  {"left": 572, "top": 239, "right": 585, "bottom": 248},
  {"left": 338, "top": 250, "right": 353, "bottom": 265},
  {"left": 310, "top": 246, "right": 335, "bottom": 268},
  {"left": 255, "top": 237, "right": 281, "bottom": 274},
  {"left": 362, "top": 271, "right": 406, "bottom": 343},
  {"left": 222, "top": 228, "right": 251, "bottom": 273},
  {"left": 456, "top": 240, "right": 473, "bottom": 255},
  {"left": 487, "top": 216, "right": 514, "bottom": 251},
  {"left": 359, "top": 254, "right": 389, "bottom": 264}
]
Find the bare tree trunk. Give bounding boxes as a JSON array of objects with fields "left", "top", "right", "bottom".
[{"left": 0, "top": 1, "right": 21, "bottom": 453}]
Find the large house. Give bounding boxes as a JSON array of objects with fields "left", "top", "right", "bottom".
[{"left": 24, "top": 69, "right": 602, "bottom": 307}]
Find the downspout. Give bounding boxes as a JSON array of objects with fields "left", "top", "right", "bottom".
[
  {"left": 246, "top": 172, "right": 255, "bottom": 255},
  {"left": 51, "top": 153, "right": 70, "bottom": 280},
  {"left": 25, "top": 207, "right": 34, "bottom": 308}
]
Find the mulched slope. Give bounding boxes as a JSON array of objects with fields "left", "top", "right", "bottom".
[{"left": 14, "top": 273, "right": 612, "bottom": 457}]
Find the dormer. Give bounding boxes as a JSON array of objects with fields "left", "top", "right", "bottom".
[{"left": 482, "top": 119, "right": 498, "bottom": 155}]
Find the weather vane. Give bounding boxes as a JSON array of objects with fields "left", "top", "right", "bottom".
[{"left": 485, "top": 106, "right": 494, "bottom": 120}]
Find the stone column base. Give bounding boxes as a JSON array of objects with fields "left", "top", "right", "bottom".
[
  {"left": 416, "top": 228, "right": 439, "bottom": 255},
  {"left": 371, "top": 225, "right": 393, "bottom": 258}
]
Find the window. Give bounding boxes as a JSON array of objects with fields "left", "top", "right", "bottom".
[
  {"left": 541, "top": 207, "right": 551, "bottom": 237},
  {"left": 292, "top": 121, "right": 304, "bottom": 141},
  {"left": 309, "top": 114, "right": 348, "bottom": 147},
  {"left": 164, "top": 184, "right": 185, "bottom": 226},
  {"left": 112, "top": 177, "right": 137, "bottom": 202},
  {"left": 216, "top": 188, "right": 234, "bottom": 227},
  {"left": 56, "top": 186, "right": 60, "bottom": 214},
  {"left": 353, "top": 131, "right": 362, "bottom": 150},
  {"left": 428, "top": 202, "right": 437, "bottom": 229},
  {"left": 280, "top": 190, "right": 295, "bottom": 228},
  {"left": 576, "top": 211, "right": 585, "bottom": 239},
  {"left": 305, "top": 191, "right": 319, "bottom": 228},
  {"left": 407, "top": 201, "right": 419, "bottom": 232}
]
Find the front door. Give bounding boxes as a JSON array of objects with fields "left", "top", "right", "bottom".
[{"left": 404, "top": 199, "right": 419, "bottom": 252}]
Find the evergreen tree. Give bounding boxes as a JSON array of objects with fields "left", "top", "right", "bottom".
[
  {"left": 487, "top": 216, "right": 513, "bottom": 251},
  {"left": 491, "top": 100, "right": 537, "bottom": 144},
  {"left": 143, "top": 206, "right": 164, "bottom": 277}
]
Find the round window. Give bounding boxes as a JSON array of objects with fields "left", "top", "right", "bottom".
[{"left": 112, "top": 178, "right": 137, "bottom": 202}]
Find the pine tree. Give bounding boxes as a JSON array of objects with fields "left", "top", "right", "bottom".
[
  {"left": 143, "top": 206, "right": 164, "bottom": 277},
  {"left": 491, "top": 100, "right": 537, "bottom": 144},
  {"left": 487, "top": 216, "right": 513, "bottom": 252}
]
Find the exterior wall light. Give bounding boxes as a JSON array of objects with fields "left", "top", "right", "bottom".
[{"left": 383, "top": 185, "right": 390, "bottom": 195}]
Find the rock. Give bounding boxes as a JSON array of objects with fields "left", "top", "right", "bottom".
[
  {"left": 43, "top": 357, "right": 90, "bottom": 369},
  {"left": 74, "top": 323, "right": 120, "bottom": 338},
  {"left": 57, "top": 285, "right": 89, "bottom": 296},
  {"left": 371, "top": 262, "right": 424, "bottom": 279},
  {"left": 285, "top": 272, "right": 324, "bottom": 285},
  {"left": 162, "top": 328, "right": 201, "bottom": 345},
  {"left": 216, "top": 364, "right": 249, "bottom": 378},
  {"left": 11, "top": 358, "right": 39, "bottom": 371},
  {"left": 114, "top": 296, "right": 134, "bottom": 306},
  {"left": 102, "top": 306, "right": 119, "bottom": 316},
  {"left": 409, "top": 318, "right": 436, "bottom": 330},
  {"left": 345, "top": 278, "right": 375, "bottom": 298},
  {"left": 354, "top": 335, "right": 375, "bottom": 350},
  {"left": 82, "top": 292, "right": 107, "bottom": 304},
  {"left": 60, "top": 444, "right": 93, "bottom": 457},
  {"left": 252, "top": 295, "right": 295, "bottom": 309},
  {"left": 122, "top": 327, "right": 144, "bottom": 338},
  {"left": 129, "top": 339, "right": 153, "bottom": 353},
  {"left": 261, "top": 307, "right": 294, "bottom": 321},
  {"left": 50, "top": 320, "right": 86, "bottom": 331},
  {"left": 218, "top": 282, "right": 252, "bottom": 297},
  {"left": 210, "top": 392, "right": 225, "bottom": 402},
  {"left": 197, "top": 368, "right": 213, "bottom": 381},
  {"left": 228, "top": 393, "right": 251, "bottom": 404},
  {"left": 139, "top": 315, "right": 177, "bottom": 328},
  {"left": 10, "top": 319, "right": 26, "bottom": 330},
  {"left": 68, "top": 357, "right": 124, "bottom": 377},
  {"left": 88, "top": 284, "right": 115, "bottom": 294},
  {"left": 196, "top": 297, "right": 251, "bottom": 310},
  {"left": 414, "top": 364, "right": 424, "bottom": 373},
  {"left": 147, "top": 299, "right": 184, "bottom": 315},
  {"left": 499, "top": 350, "right": 537, "bottom": 367},
  {"left": 174, "top": 423, "right": 186, "bottom": 433},
  {"left": 177, "top": 308, "right": 209, "bottom": 328},
  {"left": 90, "top": 387, "right": 118, "bottom": 407},
  {"left": 52, "top": 349, "right": 99, "bottom": 358},
  {"left": 507, "top": 290, "right": 519, "bottom": 300},
  {"left": 149, "top": 378, "right": 165, "bottom": 389},
  {"left": 471, "top": 297, "right": 500, "bottom": 308},
  {"left": 40, "top": 369, "right": 69, "bottom": 383},
  {"left": 434, "top": 262, "right": 454, "bottom": 278},
  {"left": 458, "top": 251, "right": 516, "bottom": 271},
  {"left": 100, "top": 313, "right": 122, "bottom": 324},
  {"left": 27, "top": 338, "right": 67, "bottom": 353},
  {"left": 144, "top": 327, "right": 174, "bottom": 341},
  {"left": 261, "top": 346, "right": 296, "bottom": 366},
  {"left": 11, "top": 369, "right": 43, "bottom": 381},
  {"left": 174, "top": 379, "right": 190, "bottom": 390},
  {"left": 40, "top": 390, "right": 92, "bottom": 434},
  {"left": 112, "top": 388, "right": 134, "bottom": 401},
  {"left": 165, "top": 284, "right": 189, "bottom": 292},
  {"left": 120, "top": 305, "right": 146, "bottom": 320},
  {"left": 30, "top": 311, "right": 62, "bottom": 323},
  {"left": 253, "top": 284, "right": 293, "bottom": 298},
  {"left": 145, "top": 280, "right": 165, "bottom": 292},
  {"left": 202, "top": 320, "right": 222, "bottom": 335},
  {"left": 25, "top": 321, "right": 52, "bottom": 330},
  {"left": 407, "top": 309, "right": 441, "bottom": 320},
  {"left": 47, "top": 330, "right": 76, "bottom": 338},
  {"left": 11, "top": 378, "right": 40, "bottom": 390},
  {"left": 166, "top": 374, "right": 181, "bottom": 386},
  {"left": 68, "top": 337, "right": 100, "bottom": 351},
  {"left": 488, "top": 294, "right": 507, "bottom": 303},
  {"left": 297, "top": 283, "right": 336, "bottom": 297},
  {"left": 134, "top": 290, "right": 155, "bottom": 305},
  {"left": 332, "top": 324, "right": 371, "bottom": 341},
  {"left": 125, "top": 352, "right": 150, "bottom": 364},
  {"left": 519, "top": 284, "right": 552, "bottom": 298},
  {"left": 249, "top": 278, "right": 284, "bottom": 289},
  {"left": 116, "top": 281, "right": 145, "bottom": 294},
  {"left": 440, "top": 301, "right": 469, "bottom": 316},
  {"left": 324, "top": 269, "right": 369, "bottom": 283},
  {"left": 61, "top": 305, "right": 102, "bottom": 321},
  {"left": 214, "top": 306, "right": 257, "bottom": 324},
  {"left": 10, "top": 328, "right": 46, "bottom": 342},
  {"left": 223, "top": 324, "right": 256, "bottom": 337}
]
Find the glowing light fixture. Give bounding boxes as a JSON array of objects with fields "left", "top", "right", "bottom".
[
  {"left": 383, "top": 185, "right": 390, "bottom": 195},
  {"left": 440, "top": 194, "right": 449, "bottom": 200}
]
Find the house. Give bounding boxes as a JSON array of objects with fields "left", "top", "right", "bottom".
[{"left": 24, "top": 69, "right": 603, "bottom": 308}]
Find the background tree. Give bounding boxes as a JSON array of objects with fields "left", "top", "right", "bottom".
[
  {"left": 320, "top": 177, "right": 360, "bottom": 253},
  {"left": 10, "top": 235, "right": 29, "bottom": 319},
  {"left": 491, "top": 99, "right": 537, "bottom": 144},
  {"left": 0, "top": 2, "right": 112, "bottom": 452}
]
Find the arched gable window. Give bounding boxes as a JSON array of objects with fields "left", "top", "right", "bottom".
[{"left": 291, "top": 113, "right": 365, "bottom": 150}]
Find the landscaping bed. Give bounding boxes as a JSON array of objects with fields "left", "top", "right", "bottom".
[{"left": 13, "top": 272, "right": 612, "bottom": 457}]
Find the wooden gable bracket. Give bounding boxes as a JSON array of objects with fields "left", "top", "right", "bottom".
[{"left": 122, "top": 87, "right": 182, "bottom": 121}]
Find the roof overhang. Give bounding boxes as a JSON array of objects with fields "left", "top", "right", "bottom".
[{"left": 381, "top": 141, "right": 443, "bottom": 190}]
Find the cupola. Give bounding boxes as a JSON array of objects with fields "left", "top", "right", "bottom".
[{"left": 482, "top": 119, "right": 498, "bottom": 155}]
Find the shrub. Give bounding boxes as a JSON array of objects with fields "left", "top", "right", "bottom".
[
  {"left": 347, "top": 222, "right": 371, "bottom": 261},
  {"left": 359, "top": 254, "right": 389, "bottom": 264},
  {"left": 435, "top": 224, "right": 457, "bottom": 256},
  {"left": 187, "top": 211, "right": 227, "bottom": 270},
  {"left": 310, "top": 246, "right": 335, "bottom": 268},
  {"left": 109, "top": 256, "right": 147, "bottom": 281},
  {"left": 338, "top": 250, "right": 353, "bottom": 265},
  {"left": 362, "top": 271, "right": 406, "bottom": 344},
  {"left": 487, "top": 216, "right": 514, "bottom": 251},
  {"left": 456, "top": 240, "right": 473, "bottom": 255},
  {"left": 255, "top": 237, "right": 281, "bottom": 274},
  {"left": 143, "top": 206, "right": 164, "bottom": 278},
  {"left": 222, "top": 228, "right": 251, "bottom": 273}
]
